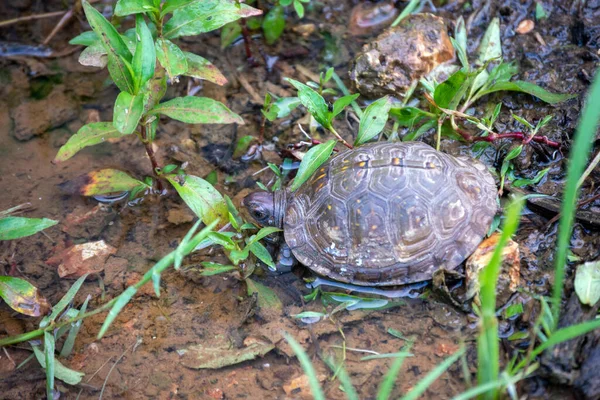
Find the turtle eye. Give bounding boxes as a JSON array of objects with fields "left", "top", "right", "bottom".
[{"left": 252, "top": 209, "right": 267, "bottom": 221}]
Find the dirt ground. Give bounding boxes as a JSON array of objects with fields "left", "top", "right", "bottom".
[{"left": 1, "top": 0, "right": 599, "bottom": 399}]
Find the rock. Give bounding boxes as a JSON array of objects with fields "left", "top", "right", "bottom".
[
  {"left": 348, "top": 1, "right": 399, "bottom": 37},
  {"left": 62, "top": 205, "right": 117, "bottom": 239},
  {"left": 10, "top": 86, "right": 78, "bottom": 141},
  {"left": 465, "top": 232, "right": 520, "bottom": 307},
  {"left": 350, "top": 13, "right": 454, "bottom": 98},
  {"left": 283, "top": 374, "right": 327, "bottom": 400},
  {"left": 46, "top": 240, "right": 117, "bottom": 278}
]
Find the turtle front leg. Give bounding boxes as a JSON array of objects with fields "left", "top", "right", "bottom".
[{"left": 276, "top": 242, "right": 297, "bottom": 273}]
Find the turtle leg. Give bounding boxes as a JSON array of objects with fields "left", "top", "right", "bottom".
[{"left": 275, "top": 242, "right": 297, "bottom": 273}]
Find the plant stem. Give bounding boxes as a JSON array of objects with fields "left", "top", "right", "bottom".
[
  {"left": 455, "top": 128, "right": 561, "bottom": 148},
  {"left": 140, "top": 124, "right": 164, "bottom": 191},
  {"left": 329, "top": 127, "right": 353, "bottom": 149},
  {"left": 239, "top": 19, "right": 257, "bottom": 67}
]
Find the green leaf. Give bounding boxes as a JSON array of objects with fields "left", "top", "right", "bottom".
[
  {"left": 286, "top": 78, "right": 330, "bottom": 129},
  {"left": 233, "top": 135, "right": 257, "bottom": 158},
  {"left": 165, "top": 174, "right": 228, "bottom": 227},
  {"left": 262, "top": 5, "right": 285, "bottom": 45},
  {"left": 83, "top": 1, "right": 134, "bottom": 92},
  {"left": 0, "top": 217, "right": 57, "bottom": 241},
  {"left": 290, "top": 140, "right": 335, "bottom": 191},
  {"left": 377, "top": 346, "right": 412, "bottom": 400},
  {"left": 477, "top": 17, "right": 501, "bottom": 64},
  {"left": 32, "top": 345, "right": 85, "bottom": 386},
  {"left": 248, "top": 226, "right": 282, "bottom": 245},
  {"left": 293, "top": 0, "right": 304, "bottom": 18},
  {"left": 249, "top": 241, "right": 276, "bottom": 269},
  {"left": 246, "top": 278, "right": 283, "bottom": 312},
  {"left": 69, "top": 30, "right": 99, "bottom": 46},
  {"left": 454, "top": 16, "right": 468, "bottom": 70},
  {"left": 132, "top": 15, "right": 156, "bottom": 91},
  {"left": 355, "top": 96, "right": 391, "bottom": 146},
  {"left": 114, "top": 0, "right": 157, "bottom": 16},
  {"left": 155, "top": 38, "right": 188, "bottom": 79},
  {"left": 150, "top": 96, "right": 244, "bottom": 124},
  {"left": 113, "top": 91, "right": 145, "bottom": 134},
  {"left": 434, "top": 69, "right": 469, "bottom": 109},
  {"left": 164, "top": 0, "right": 262, "bottom": 39},
  {"left": 512, "top": 167, "right": 550, "bottom": 187},
  {"left": 263, "top": 97, "right": 302, "bottom": 121},
  {"left": 44, "top": 332, "right": 55, "bottom": 399},
  {"left": 60, "top": 294, "right": 90, "bottom": 358},
  {"left": 54, "top": 123, "right": 123, "bottom": 163},
  {"left": 98, "top": 286, "right": 137, "bottom": 338},
  {"left": 221, "top": 21, "right": 242, "bottom": 49},
  {"left": 142, "top": 68, "right": 167, "bottom": 113},
  {"left": 331, "top": 94, "right": 360, "bottom": 119},
  {"left": 60, "top": 169, "right": 146, "bottom": 196},
  {"left": 389, "top": 106, "right": 431, "bottom": 127},
  {"left": 107, "top": 54, "right": 136, "bottom": 93},
  {"left": 536, "top": 2, "right": 548, "bottom": 20},
  {"left": 161, "top": 0, "right": 198, "bottom": 17},
  {"left": 0, "top": 276, "right": 50, "bottom": 316},
  {"left": 403, "top": 119, "right": 436, "bottom": 141},
  {"left": 574, "top": 261, "right": 600, "bottom": 306},
  {"left": 199, "top": 262, "right": 236, "bottom": 276},
  {"left": 475, "top": 80, "right": 576, "bottom": 104},
  {"left": 183, "top": 52, "right": 228, "bottom": 85},
  {"left": 78, "top": 42, "right": 108, "bottom": 67}
]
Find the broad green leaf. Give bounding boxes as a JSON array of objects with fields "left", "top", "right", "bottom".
[
  {"left": 249, "top": 241, "right": 276, "bottom": 269},
  {"left": 83, "top": 1, "right": 134, "bottom": 92},
  {"left": 150, "top": 96, "right": 244, "bottom": 124},
  {"left": 107, "top": 54, "right": 136, "bottom": 93},
  {"left": 403, "top": 119, "right": 436, "bottom": 141},
  {"left": 286, "top": 78, "right": 330, "bottom": 129},
  {"left": 477, "top": 17, "right": 501, "bottom": 64},
  {"left": 331, "top": 94, "right": 360, "bottom": 119},
  {"left": 262, "top": 5, "right": 285, "bottom": 45},
  {"left": 161, "top": 0, "right": 198, "bottom": 17},
  {"left": 355, "top": 96, "right": 391, "bottom": 145},
  {"left": 165, "top": 174, "right": 228, "bottom": 227},
  {"left": 155, "top": 38, "right": 188, "bottom": 79},
  {"left": 454, "top": 16, "right": 468, "bottom": 69},
  {"left": 59, "top": 169, "right": 146, "bottom": 196},
  {"left": 475, "top": 80, "right": 576, "bottom": 104},
  {"left": 246, "top": 278, "right": 283, "bottom": 312},
  {"left": 486, "top": 62, "right": 519, "bottom": 85},
  {"left": 248, "top": 226, "right": 282, "bottom": 244},
  {"left": 290, "top": 140, "right": 336, "bottom": 191},
  {"left": 221, "top": 21, "right": 242, "bottom": 49},
  {"left": 199, "top": 262, "right": 236, "bottom": 276},
  {"left": 54, "top": 123, "right": 123, "bottom": 163},
  {"left": 574, "top": 261, "right": 600, "bottom": 306},
  {"left": 69, "top": 30, "right": 99, "bottom": 46},
  {"left": 32, "top": 345, "right": 85, "bottom": 386},
  {"left": 293, "top": 0, "right": 305, "bottom": 18},
  {"left": 82, "top": 1, "right": 132, "bottom": 62},
  {"left": 114, "top": 0, "right": 157, "bottom": 16},
  {"left": 389, "top": 106, "right": 431, "bottom": 127},
  {"left": 113, "top": 91, "right": 145, "bottom": 134},
  {"left": 0, "top": 217, "right": 58, "bottom": 241},
  {"left": 132, "top": 15, "right": 156, "bottom": 91},
  {"left": 163, "top": 0, "right": 262, "bottom": 39},
  {"left": 263, "top": 97, "right": 302, "bottom": 121},
  {"left": 0, "top": 276, "right": 51, "bottom": 316},
  {"left": 183, "top": 52, "right": 228, "bottom": 85},
  {"left": 434, "top": 69, "right": 469, "bottom": 109}
]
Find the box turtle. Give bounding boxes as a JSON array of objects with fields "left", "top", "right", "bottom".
[{"left": 243, "top": 141, "right": 498, "bottom": 286}]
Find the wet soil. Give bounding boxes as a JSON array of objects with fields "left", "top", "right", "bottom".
[{"left": 1, "top": 0, "right": 599, "bottom": 399}]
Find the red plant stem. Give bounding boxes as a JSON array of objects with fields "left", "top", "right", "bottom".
[
  {"left": 455, "top": 128, "right": 561, "bottom": 149},
  {"left": 141, "top": 124, "right": 164, "bottom": 192},
  {"left": 239, "top": 19, "right": 257, "bottom": 67}
]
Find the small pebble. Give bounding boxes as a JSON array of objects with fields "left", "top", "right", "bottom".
[{"left": 516, "top": 19, "right": 535, "bottom": 34}]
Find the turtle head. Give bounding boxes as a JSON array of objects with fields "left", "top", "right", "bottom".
[{"left": 242, "top": 190, "right": 287, "bottom": 228}]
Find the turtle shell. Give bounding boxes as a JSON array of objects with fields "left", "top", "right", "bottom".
[{"left": 283, "top": 141, "right": 498, "bottom": 286}]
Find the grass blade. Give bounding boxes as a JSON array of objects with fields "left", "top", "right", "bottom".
[
  {"left": 40, "top": 274, "right": 89, "bottom": 328},
  {"left": 60, "top": 294, "right": 90, "bottom": 358},
  {"left": 322, "top": 357, "right": 360, "bottom": 400},
  {"left": 44, "top": 331, "right": 56, "bottom": 400},
  {"left": 282, "top": 332, "right": 325, "bottom": 400},
  {"left": 552, "top": 72, "right": 600, "bottom": 324},
  {"left": 477, "top": 197, "right": 524, "bottom": 399},
  {"left": 400, "top": 347, "right": 465, "bottom": 400},
  {"left": 376, "top": 345, "right": 412, "bottom": 400}
]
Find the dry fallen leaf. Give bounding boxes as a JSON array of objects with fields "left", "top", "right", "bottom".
[{"left": 516, "top": 19, "right": 535, "bottom": 34}]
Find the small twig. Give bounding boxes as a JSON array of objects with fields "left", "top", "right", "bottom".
[
  {"left": 0, "top": 11, "right": 66, "bottom": 28},
  {"left": 43, "top": 9, "right": 73, "bottom": 45},
  {"left": 2, "top": 347, "right": 16, "bottom": 367},
  {"left": 577, "top": 149, "right": 600, "bottom": 189}
]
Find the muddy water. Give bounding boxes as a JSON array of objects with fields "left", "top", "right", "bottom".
[{"left": 0, "top": 0, "right": 599, "bottom": 399}]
